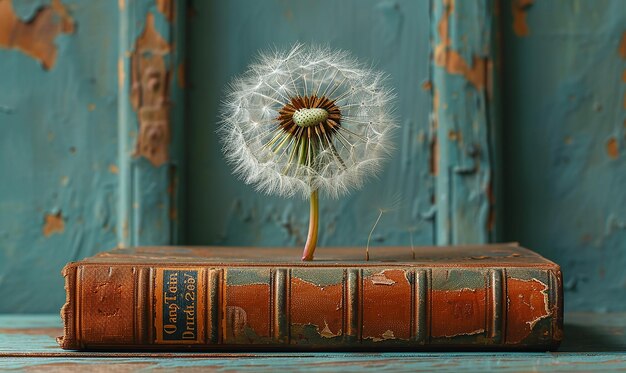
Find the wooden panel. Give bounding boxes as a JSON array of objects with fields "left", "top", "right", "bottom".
[
  {"left": 0, "top": 0, "right": 184, "bottom": 313},
  {"left": 431, "top": 0, "right": 501, "bottom": 245},
  {"left": 185, "top": 0, "right": 435, "bottom": 249},
  {"left": 502, "top": 0, "right": 626, "bottom": 311},
  {"left": 2, "top": 314, "right": 626, "bottom": 370}
]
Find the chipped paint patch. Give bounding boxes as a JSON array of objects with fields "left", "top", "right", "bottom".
[
  {"left": 157, "top": 0, "right": 174, "bottom": 22},
  {"left": 319, "top": 320, "right": 340, "bottom": 338},
  {"left": 434, "top": 0, "right": 488, "bottom": 90},
  {"left": 606, "top": 137, "right": 619, "bottom": 159},
  {"left": 0, "top": 0, "right": 75, "bottom": 70},
  {"left": 512, "top": 0, "right": 533, "bottom": 37},
  {"left": 290, "top": 276, "right": 343, "bottom": 340},
  {"left": 619, "top": 31, "right": 626, "bottom": 59},
  {"left": 363, "top": 269, "right": 411, "bottom": 341},
  {"left": 43, "top": 211, "right": 64, "bottom": 237},
  {"left": 506, "top": 277, "right": 550, "bottom": 344},
  {"left": 130, "top": 13, "right": 172, "bottom": 167},
  {"left": 370, "top": 329, "right": 396, "bottom": 342},
  {"left": 369, "top": 270, "right": 396, "bottom": 285},
  {"left": 117, "top": 58, "right": 124, "bottom": 89}
]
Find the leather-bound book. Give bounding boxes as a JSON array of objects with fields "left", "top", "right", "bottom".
[{"left": 57, "top": 244, "right": 563, "bottom": 351}]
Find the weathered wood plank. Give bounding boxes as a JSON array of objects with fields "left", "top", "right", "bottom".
[
  {"left": 431, "top": 0, "right": 501, "bottom": 245},
  {"left": 117, "top": 0, "right": 184, "bottom": 247},
  {"left": 1, "top": 314, "right": 625, "bottom": 371}
]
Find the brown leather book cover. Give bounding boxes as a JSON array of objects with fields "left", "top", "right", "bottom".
[{"left": 57, "top": 244, "right": 563, "bottom": 351}]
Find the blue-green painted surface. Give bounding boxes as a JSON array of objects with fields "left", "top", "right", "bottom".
[
  {"left": 502, "top": 0, "right": 626, "bottom": 311},
  {"left": 186, "top": 0, "right": 436, "bottom": 251},
  {"left": 0, "top": 0, "right": 120, "bottom": 312},
  {"left": 1, "top": 0, "right": 624, "bottom": 316},
  {"left": 1, "top": 314, "right": 625, "bottom": 370},
  {"left": 0, "top": 0, "right": 183, "bottom": 313}
]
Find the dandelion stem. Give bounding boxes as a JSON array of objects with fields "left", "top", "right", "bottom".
[{"left": 301, "top": 189, "right": 319, "bottom": 261}]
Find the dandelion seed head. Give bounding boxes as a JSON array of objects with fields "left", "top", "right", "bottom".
[{"left": 219, "top": 43, "right": 397, "bottom": 199}]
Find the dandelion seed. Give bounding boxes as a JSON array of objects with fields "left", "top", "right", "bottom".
[{"left": 219, "top": 44, "right": 397, "bottom": 261}]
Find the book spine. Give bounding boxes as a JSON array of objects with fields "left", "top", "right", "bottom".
[{"left": 58, "top": 264, "right": 562, "bottom": 350}]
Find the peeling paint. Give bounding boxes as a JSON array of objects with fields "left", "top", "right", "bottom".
[
  {"left": 43, "top": 211, "right": 64, "bottom": 237},
  {"left": 130, "top": 13, "right": 172, "bottom": 167},
  {"left": 511, "top": 0, "right": 533, "bottom": 37},
  {"left": 369, "top": 271, "right": 396, "bottom": 285},
  {"left": 606, "top": 137, "right": 619, "bottom": 159},
  {"left": 117, "top": 58, "right": 124, "bottom": 90},
  {"left": 506, "top": 277, "right": 550, "bottom": 344},
  {"left": 291, "top": 276, "right": 343, "bottom": 341},
  {"left": 363, "top": 269, "right": 411, "bottom": 341},
  {"left": 0, "top": 0, "right": 75, "bottom": 70},
  {"left": 157, "top": 0, "right": 174, "bottom": 22},
  {"left": 434, "top": 0, "right": 488, "bottom": 90}
]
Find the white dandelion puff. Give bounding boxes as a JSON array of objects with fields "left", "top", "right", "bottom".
[{"left": 219, "top": 44, "right": 397, "bottom": 260}]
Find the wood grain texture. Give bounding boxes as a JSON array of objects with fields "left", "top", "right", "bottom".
[
  {"left": 431, "top": 0, "right": 501, "bottom": 245},
  {"left": 1, "top": 314, "right": 625, "bottom": 371}
]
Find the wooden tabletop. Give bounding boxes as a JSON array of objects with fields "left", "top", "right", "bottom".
[{"left": 1, "top": 313, "right": 625, "bottom": 371}]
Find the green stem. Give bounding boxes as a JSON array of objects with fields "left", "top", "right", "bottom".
[{"left": 301, "top": 189, "right": 319, "bottom": 261}]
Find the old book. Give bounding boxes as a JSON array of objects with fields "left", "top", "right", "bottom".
[{"left": 58, "top": 244, "right": 562, "bottom": 351}]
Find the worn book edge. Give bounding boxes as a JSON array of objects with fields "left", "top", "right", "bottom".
[{"left": 58, "top": 245, "right": 563, "bottom": 351}]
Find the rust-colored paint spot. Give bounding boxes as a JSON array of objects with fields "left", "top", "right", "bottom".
[
  {"left": 290, "top": 277, "right": 343, "bottom": 339},
  {"left": 0, "top": 0, "right": 75, "bottom": 70},
  {"left": 431, "top": 288, "right": 486, "bottom": 338},
  {"left": 225, "top": 283, "right": 270, "bottom": 340},
  {"left": 448, "top": 129, "right": 460, "bottom": 142},
  {"left": 131, "top": 13, "right": 172, "bottom": 167},
  {"left": 506, "top": 277, "right": 550, "bottom": 344},
  {"left": 108, "top": 164, "right": 119, "bottom": 174},
  {"left": 177, "top": 61, "right": 186, "bottom": 89},
  {"left": 619, "top": 32, "right": 626, "bottom": 59},
  {"left": 421, "top": 80, "right": 432, "bottom": 91},
  {"left": 118, "top": 58, "right": 125, "bottom": 89},
  {"left": 156, "top": 0, "right": 174, "bottom": 22},
  {"left": 434, "top": 0, "right": 488, "bottom": 90},
  {"left": 606, "top": 137, "right": 619, "bottom": 159},
  {"left": 43, "top": 211, "right": 65, "bottom": 237},
  {"left": 88, "top": 103, "right": 96, "bottom": 111},
  {"left": 363, "top": 270, "right": 411, "bottom": 341},
  {"left": 118, "top": 0, "right": 125, "bottom": 10},
  {"left": 512, "top": 0, "right": 533, "bottom": 37},
  {"left": 436, "top": 50, "right": 487, "bottom": 90}
]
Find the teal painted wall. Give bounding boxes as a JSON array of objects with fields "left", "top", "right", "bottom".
[
  {"left": 185, "top": 0, "right": 436, "bottom": 250},
  {"left": 0, "top": 0, "right": 183, "bottom": 313},
  {"left": 0, "top": 0, "right": 624, "bottom": 313},
  {"left": 502, "top": 0, "right": 626, "bottom": 311},
  {"left": 0, "top": 0, "right": 120, "bottom": 312}
]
